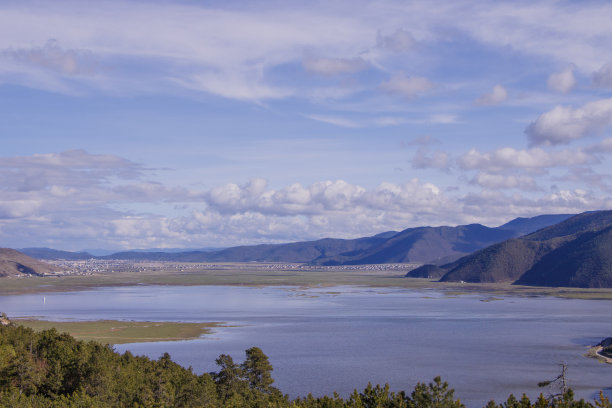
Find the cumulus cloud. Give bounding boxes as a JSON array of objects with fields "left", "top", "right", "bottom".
[
  {"left": 526, "top": 98, "right": 612, "bottom": 146},
  {"left": 458, "top": 147, "right": 591, "bottom": 173},
  {"left": 376, "top": 29, "right": 416, "bottom": 52},
  {"left": 553, "top": 166, "right": 612, "bottom": 193},
  {"left": 591, "top": 63, "right": 612, "bottom": 89},
  {"left": 411, "top": 148, "right": 450, "bottom": 171},
  {"left": 586, "top": 137, "right": 612, "bottom": 154},
  {"left": 471, "top": 173, "right": 538, "bottom": 191},
  {"left": 1, "top": 149, "right": 611, "bottom": 250},
  {"left": 379, "top": 74, "right": 433, "bottom": 98},
  {"left": 0, "top": 149, "right": 144, "bottom": 192},
  {"left": 547, "top": 65, "right": 576, "bottom": 93},
  {"left": 0, "top": 200, "right": 41, "bottom": 219},
  {"left": 303, "top": 56, "right": 368, "bottom": 75},
  {"left": 474, "top": 84, "right": 507, "bottom": 106},
  {"left": 460, "top": 189, "right": 609, "bottom": 221}
]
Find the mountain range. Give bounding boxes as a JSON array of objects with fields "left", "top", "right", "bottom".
[
  {"left": 407, "top": 210, "right": 612, "bottom": 288},
  {"left": 6, "top": 211, "right": 612, "bottom": 288},
  {"left": 20, "top": 213, "right": 573, "bottom": 265}
]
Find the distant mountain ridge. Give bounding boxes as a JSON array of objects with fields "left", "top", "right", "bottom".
[
  {"left": 312, "top": 224, "right": 517, "bottom": 265},
  {"left": 408, "top": 210, "right": 612, "bottom": 288},
  {"left": 20, "top": 213, "right": 573, "bottom": 265},
  {"left": 20, "top": 248, "right": 95, "bottom": 260}
]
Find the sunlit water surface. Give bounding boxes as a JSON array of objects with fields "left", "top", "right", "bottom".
[{"left": 1, "top": 285, "right": 610, "bottom": 407}]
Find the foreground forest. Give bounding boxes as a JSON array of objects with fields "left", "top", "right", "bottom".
[{"left": 0, "top": 316, "right": 609, "bottom": 408}]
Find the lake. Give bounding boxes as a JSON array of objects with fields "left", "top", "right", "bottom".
[{"left": 1, "top": 285, "right": 610, "bottom": 407}]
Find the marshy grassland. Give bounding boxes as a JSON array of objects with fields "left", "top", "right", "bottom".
[
  {"left": 1, "top": 262, "right": 612, "bottom": 300},
  {"left": 14, "top": 319, "right": 222, "bottom": 344}
]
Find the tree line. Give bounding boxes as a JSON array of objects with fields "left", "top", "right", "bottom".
[{"left": 0, "top": 315, "right": 610, "bottom": 407}]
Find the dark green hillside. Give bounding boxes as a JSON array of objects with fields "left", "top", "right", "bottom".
[
  {"left": 414, "top": 210, "right": 612, "bottom": 288},
  {"left": 600, "top": 338, "right": 612, "bottom": 358},
  {"left": 438, "top": 239, "right": 551, "bottom": 283},
  {"left": 517, "top": 225, "right": 612, "bottom": 288},
  {"left": 525, "top": 210, "right": 612, "bottom": 242},
  {"left": 405, "top": 264, "right": 446, "bottom": 279}
]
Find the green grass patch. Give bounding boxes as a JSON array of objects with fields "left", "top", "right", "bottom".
[{"left": 15, "top": 319, "right": 223, "bottom": 344}]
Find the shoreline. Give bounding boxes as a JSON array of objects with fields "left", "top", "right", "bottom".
[
  {"left": 1, "top": 265, "right": 612, "bottom": 300},
  {"left": 596, "top": 347, "right": 612, "bottom": 364},
  {"left": 586, "top": 346, "right": 612, "bottom": 364}
]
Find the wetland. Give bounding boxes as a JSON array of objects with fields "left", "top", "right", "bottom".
[{"left": 1, "top": 283, "right": 611, "bottom": 407}]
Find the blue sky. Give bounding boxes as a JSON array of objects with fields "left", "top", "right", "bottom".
[{"left": 2, "top": 0, "right": 612, "bottom": 250}]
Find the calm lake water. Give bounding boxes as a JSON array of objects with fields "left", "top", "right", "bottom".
[{"left": 1, "top": 285, "right": 610, "bottom": 407}]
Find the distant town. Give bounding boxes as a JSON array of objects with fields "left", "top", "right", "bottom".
[{"left": 26, "top": 259, "right": 422, "bottom": 277}]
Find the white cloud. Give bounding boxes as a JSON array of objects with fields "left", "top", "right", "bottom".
[
  {"left": 459, "top": 189, "right": 609, "bottom": 222},
  {"left": 379, "top": 74, "right": 433, "bottom": 98},
  {"left": 174, "top": 71, "right": 293, "bottom": 102},
  {"left": 593, "top": 63, "right": 612, "bottom": 89},
  {"left": 474, "top": 84, "right": 507, "bottom": 106},
  {"left": 0, "top": 200, "right": 41, "bottom": 219},
  {"left": 303, "top": 56, "right": 368, "bottom": 75},
  {"left": 0, "top": 149, "right": 143, "bottom": 192},
  {"left": 553, "top": 166, "right": 612, "bottom": 193},
  {"left": 1, "top": 149, "right": 611, "bottom": 249},
  {"left": 304, "top": 114, "right": 361, "bottom": 128},
  {"left": 411, "top": 148, "right": 450, "bottom": 171},
  {"left": 454, "top": 2, "right": 612, "bottom": 72},
  {"left": 458, "top": 147, "right": 591, "bottom": 173},
  {"left": 547, "top": 66, "right": 576, "bottom": 93},
  {"left": 471, "top": 173, "right": 538, "bottom": 191},
  {"left": 0, "top": 0, "right": 611, "bottom": 105},
  {"left": 586, "top": 137, "right": 612, "bottom": 154},
  {"left": 526, "top": 98, "right": 612, "bottom": 146}
]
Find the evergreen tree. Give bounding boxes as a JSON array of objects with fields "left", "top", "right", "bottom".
[{"left": 242, "top": 346, "right": 274, "bottom": 393}]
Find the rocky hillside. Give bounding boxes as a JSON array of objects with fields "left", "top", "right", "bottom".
[{"left": 0, "top": 248, "right": 64, "bottom": 277}]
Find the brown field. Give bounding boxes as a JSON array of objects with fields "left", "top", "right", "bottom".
[{"left": 2, "top": 262, "right": 612, "bottom": 300}]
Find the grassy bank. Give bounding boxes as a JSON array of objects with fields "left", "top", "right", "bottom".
[
  {"left": 15, "top": 319, "right": 223, "bottom": 344},
  {"left": 2, "top": 264, "right": 612, "bottom": 300}
]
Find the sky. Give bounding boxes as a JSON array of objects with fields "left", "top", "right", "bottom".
[{"left": 2, "top": 0, "right": 612, "bottom": 251}]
